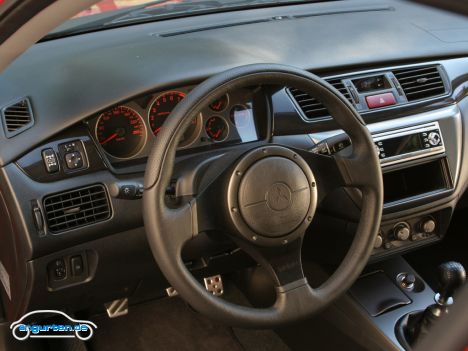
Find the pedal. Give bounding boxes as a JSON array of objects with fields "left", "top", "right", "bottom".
[
  {"left": 166, "top": 286, "right": 178, "bottom": 297},
  {"left": 204, "top": 274, "right": 224, "bottom": 296},
  {"left": 104, "top": 298, "right": 128, "bottom": 318}
]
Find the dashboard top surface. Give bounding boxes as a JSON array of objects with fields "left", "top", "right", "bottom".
[{"left": 0, "top": 0, "right": 468, "bottom": 166}]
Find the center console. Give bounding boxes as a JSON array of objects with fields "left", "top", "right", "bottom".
[
  {"left": 306, "top": 98, "right": 465, "bottom": 350},
  {"left": 337, "top": 257, "right": 465, "bottom": 351},
  {"left": 368, "top": 122, "right": 454, "bottom": 257},
  {"left": 310, "top": 104, "right": 460, "bottom": 261}
]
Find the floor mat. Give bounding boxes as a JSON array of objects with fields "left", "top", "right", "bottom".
[{"left": 88, "top": 298, "right": 243, "bottom": 351}]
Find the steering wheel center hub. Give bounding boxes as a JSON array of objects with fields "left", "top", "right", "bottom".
[
  {"left": 266, "top": 182, "right": 292, "bottom": 211},
  {"left": 227, "top": 146, "right": 318, "bottom": 245}
]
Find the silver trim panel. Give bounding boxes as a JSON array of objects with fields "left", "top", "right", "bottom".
[{"left": 373, "top": 122, "right": 445, "bottom": 167}]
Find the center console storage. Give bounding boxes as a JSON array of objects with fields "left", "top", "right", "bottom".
[{"left": 382, "top": 158, "right": 452, "bottom": 204}]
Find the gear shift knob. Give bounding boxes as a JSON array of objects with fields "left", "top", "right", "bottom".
[{"left": 436, "top": 261, "right": 466, "bottom": 305}]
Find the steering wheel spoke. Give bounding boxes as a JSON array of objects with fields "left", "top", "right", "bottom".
[
  {"left": 160, "top": 202, "right": 197, "bottom": 250},
  {"left": 294, "top": 149, "right": 347, "bottom": 203},
  {"left": 236, "top": 237, "right": 307, "bottom": 288},
  {"left": 333, "top": 151, "right": 378, "bottom": 189}
]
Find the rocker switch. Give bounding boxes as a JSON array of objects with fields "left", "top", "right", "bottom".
[
  {"left": 42, "top": 149, "right": 59, "bottom": 173},
  {"left": 70, "top": 255, "right": 84, "bottom": 276}
]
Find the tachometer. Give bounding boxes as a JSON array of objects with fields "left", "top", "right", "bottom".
[
  {"left": 148, "top": 90, "right": 201, "bottom": 147},
  {"left": 148, "top": 91, "right": 186, "bottom": 135},
  {"left": 205, "top": 116, "right": 229, "bottom": 142},
  {"left": 95, "top": 106, "right": 146, "bottom": 159}
]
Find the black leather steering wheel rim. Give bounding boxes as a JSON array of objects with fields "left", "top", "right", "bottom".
[{"left": 143, "top": 63, "right": 383, "bottom": 328}]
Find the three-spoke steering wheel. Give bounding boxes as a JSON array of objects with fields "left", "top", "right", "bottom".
[{"left": 143, "top": 64, "right": 383, "bottom": 328}]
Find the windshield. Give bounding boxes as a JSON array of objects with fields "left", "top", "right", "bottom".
[
  {"left": 45, "top": 0, "right": 333, "bottom": 40},
  {"left": 74, "top": 0, "right": 183, "bottom": 19}
]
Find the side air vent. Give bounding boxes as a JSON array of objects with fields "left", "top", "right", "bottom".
[
  {"left": 393, "top": 66, "right": 446, "bottom": 102},
  {"left": 288, "top": 78, "right": 353, "bottom": 120},
  {"left": 1, "top": 98, "right": 34, "bottom": 138},
  {"left": 43, "top": 184, "right": 111, "bottom": 233}
]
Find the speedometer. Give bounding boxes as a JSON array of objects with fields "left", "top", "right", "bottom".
[
  {"left": 95, "top": 106, "right": 146, "bottom": 159},
  {"left": 148, "top": 90, "right": 201, "bottom": 148}
]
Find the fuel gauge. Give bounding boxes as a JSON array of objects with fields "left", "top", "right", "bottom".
[
  {"left": 205, "top": 116, "right": 229, "bottom": 142},
  {"left": 209, "top": 94, "right": 229, "bottom": 112}
]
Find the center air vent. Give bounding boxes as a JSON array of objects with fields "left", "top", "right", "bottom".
[
  {"left": 393, "top": 65, "right": 446, "bottom": 102},
  {"left": 289, "top": 78, "right": 353, "bottom": 120},
  {"left": 43, "top": 184, "right": 111, "bottom": 233},
  {"left": 1, "top": 98, "right": 34, "bottom": 138}
]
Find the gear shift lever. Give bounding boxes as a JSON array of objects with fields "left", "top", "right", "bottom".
[
  {"left": 435, "top": 261, "right": 466, "bottom": 305},
  {"left": 411, "top": 261, "right": 466, "bottom": 343}
]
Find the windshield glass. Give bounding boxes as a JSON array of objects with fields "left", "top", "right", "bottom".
[
  {"left": 74, "top": 0, "right": 181, "bottom": 19},
  {"left": 45, "top": 0, "right": 332, "bottom": 40}
]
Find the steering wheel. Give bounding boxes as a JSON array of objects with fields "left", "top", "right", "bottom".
[{"left": 143, "top": 64, "right": 383, "bottom": 328}]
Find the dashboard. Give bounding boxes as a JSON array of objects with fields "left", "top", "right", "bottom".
[
  {"left": 88, "top": 87, "right": 259, "bottom": 163},
  {"left": 0, "top": 0, "right": 468, "bottom": 325}
]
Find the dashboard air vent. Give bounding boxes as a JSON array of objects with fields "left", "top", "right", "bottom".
[
  {"left": 289, "top": 78, "right": 352, "bottom": 120},
  {"left": 1, "top": 98, "right": 34, "bottom": 138},
  {"left": 393, "top": 66, "right": 446, "bottom": 102},
  {"left": 43, "top": 184, "right": 111, "bottom": 233}
]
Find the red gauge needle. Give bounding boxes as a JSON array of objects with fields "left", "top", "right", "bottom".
[
  {"left": 100, "top": 133, "right": 118, "bottom": 145},
  {"left": 214, "top": 130, "right": 222, "bottom": 139}
]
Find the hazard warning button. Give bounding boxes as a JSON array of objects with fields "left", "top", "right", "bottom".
[{"left": 365, "top": 93, "right": 397, "bottom": 109}]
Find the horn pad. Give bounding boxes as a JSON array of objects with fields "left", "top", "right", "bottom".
[
  {"left": 239, "top": 157, "right": 310, "bottom": 237},
  {"left": 227, "top": 146, "right": 317, "bottom": 246}
]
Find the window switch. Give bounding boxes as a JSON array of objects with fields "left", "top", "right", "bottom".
[{"left": 70, "top": 255, "right": 84, "bottom": 276}]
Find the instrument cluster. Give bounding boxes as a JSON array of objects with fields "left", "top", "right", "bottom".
[{"left": 89, "top": 87, "right": 259, "bottom": 162}]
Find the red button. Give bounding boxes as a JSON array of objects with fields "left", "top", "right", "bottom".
[{"left": 365, "top": 93, "right": 396, "bottom": 109}]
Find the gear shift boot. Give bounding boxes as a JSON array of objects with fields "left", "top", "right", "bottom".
[{"left": 396, "top": 261, "right": 466, "bottom": 350}]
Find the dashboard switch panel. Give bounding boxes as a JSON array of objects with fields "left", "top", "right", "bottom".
[
  {"left": 372, "top": 208, "right": 451, "bottom": 258},
  {"left": 365, "top": 93, "right": 397, "bottom": 109},
  {"left": 47, "top": 251, "right": 92, "bottom": 290},
  {"left": 58, "top": 140, "right": 87, "bottom": 172},
  {"left": 49, "top": 259, "right": 67, "bottom": 281},
  {"left": 393, "top": 222, "right": 411, "bottom": 241},
  {"left": 70, "top": 255, "right": 84, "bottom": 276},
  {"left": 41, "top": 148, "right": 59, "bottom": 173},
  {"left": 64, "top": 151, "right": 84, "bottom": 169}
]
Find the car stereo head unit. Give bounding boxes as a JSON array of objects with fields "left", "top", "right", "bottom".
[{"left": 373, "top": 122, "right": 444, "bottom": 166}]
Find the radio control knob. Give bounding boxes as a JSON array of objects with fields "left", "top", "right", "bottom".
[
  {"left": 374, "top": 144, "right": 381, "bottom": 157},
  {"left": 394, "top": 222, "right": 411, "bottom": 241},
  {"left": 428, "top": 132, "right": 441, "bottom": 146},
  {"left": 374, "top": 232, "right": 383, "bottom": 249},
  {"left": 421, "top": 218, "right": 436, "bottom": 234}
]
